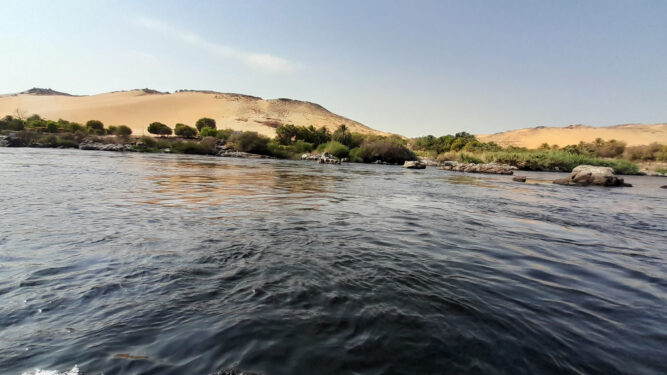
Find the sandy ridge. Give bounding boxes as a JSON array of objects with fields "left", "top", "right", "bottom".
[{"left": 0, "top": 89, "right": 386, "bottom": 137}]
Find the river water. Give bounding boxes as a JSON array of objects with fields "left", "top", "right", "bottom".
[{"left": 1, "top": 148, "right": 666, "bottom": 375}]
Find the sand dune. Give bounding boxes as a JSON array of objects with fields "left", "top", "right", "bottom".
[
  {"left": 477, "top": 124, "right": 667, "bottom": 148},
  {"left": 0, "top": 89, "right": 386, "bottom": 137}
]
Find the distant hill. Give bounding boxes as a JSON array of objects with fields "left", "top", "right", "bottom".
[
  {"left": 477, "top": 123, "right": 667, "bottom": 148},
  {"left": 0, "top": 88, "right": 387, "bottom": 137}
]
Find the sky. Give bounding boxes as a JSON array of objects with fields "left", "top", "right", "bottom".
[{"left": 1, "top": 0, "right": 666, "bottom": 136}]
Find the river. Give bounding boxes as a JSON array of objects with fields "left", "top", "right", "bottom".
[{"left": 1, "top": 148, "right": 666, "bottom": 375}]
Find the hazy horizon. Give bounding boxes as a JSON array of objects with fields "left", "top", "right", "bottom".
[{"left": 2, "top": 0, "right": 666, "bottom": 137}]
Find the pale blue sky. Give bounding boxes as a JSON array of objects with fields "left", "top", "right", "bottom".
[{"left": 1, "top": 0, "right": 666, "bottom": 136}]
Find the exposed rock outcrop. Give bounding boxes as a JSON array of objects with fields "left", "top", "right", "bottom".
[
  {"left": 512, "top": 176, "right": 527, "bottom": 182},
  {"left": 217, "top": 149, "right": 273, "bottom": 159},
  {"left": 439, "top": 161, "right": 514, "bottom": 175},
  {"left": 404, "top": 160, "right": 426, "bottom": 169},
  {"left": 317, "top": 152, "right": 341, "bottom": 164},
  {"left": 553, "top": 165, "right": 632, "bottom": 187},
  {"left": 79, "top": 140, "right": 135, "bottom": 152}
]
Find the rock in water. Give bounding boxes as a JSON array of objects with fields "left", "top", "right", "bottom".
[
  {"left": 661, "top": 185, "right": 667, "bottom": 189},
  {"left": 404, "top": 160, "right": 426, "bottom": 169},
  {"left": 553, "top": 165, "right": 632, "bottom": 187},
  {"left": 439, "top": 161, "right": 514, "bottom": 175},
  {"left": 318, "top": 152, "right": 341, "bottom": 164},
  {"left": 512, "top": 176, "right": 527, "bottom": 182}
]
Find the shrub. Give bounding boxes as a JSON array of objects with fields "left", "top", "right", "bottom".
[
  {"left": 227, "top": 131, "right": 270, "bottom": 154},
  {"left": 459, "top": 152, "right": 483, "bottom": 164},
  {"left": 86, "top": 120, "right": 105, "bottom": 135},
  {"left": 174, "top": 123, "right": 198, "bottom": 138},
  {"left": 147, "top": 122, "right": 172, "bottom": 135},
  {"left": 359, "top": 141, "right": 416, "bottom": 164},
  {"left": 108, "top": 125, "right": 132, "bottom": 136},
  {"left": 195, "top": 117, "right": 216, "bottom": 131},
  {"left": 176, "top": 137, "right": 217, "bottom": 155},
  {"left": 46, "top": 122, "right": 59, "bottom": 133},
  {"left": 623, "top": 143, "right": 667, "bottom": 161},
  {"left": 140, "top": 135, "right": 157, "bottom": 147},
  {"left": 267, "top": 139, "right": 315, "bottom": 159},
  {"left": 349, "top": 147, "right": 363, "bottom": 162},
  {"left": 199, "top": 127, "right": 218, "bottom": 138},
  {"left": 319, "top": 141, "right": 349, "bottom": 159},
  {"left": 215, "top": 128, "right": 234, "bottom": 142},
  {"left": 0, "top": 116, "right": 24, "bottom": 131}
]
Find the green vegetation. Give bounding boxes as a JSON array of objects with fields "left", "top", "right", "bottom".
[
  {"left": 174, "top": 123, "right": 198, "bottom": 138},
  {"left": 198, "top": 127, "right": 218, "bottom": 138},
  {"left": 1, "top": 113, "right": 661, "bottom": 173},
  {"left": 655, "top": 167, "right": 667, "bottom": 175},
  {"left": 227, "top": 131, "right": 270, "bottom": 154},
  {"left": 147, "top": 122, "right": 172, "bottom": 135},
  {"left": 412, "top": 132, "right": 646, "bottom": 174},
  {"left": 108, "top": 125, "right": 132, "bottom": 137},
  {"left": 195, "top": 117, "right": 216, "bottom": 131},
  {"left": 318, "top": 141, "right": 350, "bottom": 159}
]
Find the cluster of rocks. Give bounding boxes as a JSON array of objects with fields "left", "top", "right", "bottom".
[
  {"left": 553, "top": 165, "right": 632, "bottom": 187},
  {"left": 403, "top": 160, "right": 426, "bottom": 169},
  {"left": 0, "top": 135, "right": 8, "bottom": 147},
  {"left": 317, "top": 152, "right": 341, "bottom": 164},
  {"left": 301, "top": 152, "right": 342, "bottom": 164},
  {"left": 79, "top": 140, "right": 135, "bottom": 152},
  {"left": 439, "top": 161, "right": 515, "bottom": 175},
  {"left": 217, "top": 149, "right": 273, "bottom": 159}
]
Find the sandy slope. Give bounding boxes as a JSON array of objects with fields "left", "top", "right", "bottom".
[
  {"left": 0, "top": 89, "right": 386, "bottom": 137},
  {"left": 477, "top": 124, "right": 667, "bottom": 148}
]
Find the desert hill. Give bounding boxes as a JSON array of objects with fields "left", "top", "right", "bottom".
[
  {"left": 0, "top": 88, "right": 386, "bottom": 137},
  {"left": 477, "top": 123, "right": 667, "bottom": 148}
]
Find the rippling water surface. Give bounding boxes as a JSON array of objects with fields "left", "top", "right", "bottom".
[{"left": 1, "top": 148, "right": 666, "bottom": 375}]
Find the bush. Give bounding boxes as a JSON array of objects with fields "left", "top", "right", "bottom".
[
  {"left": 359, "top": 141, "right": 416, "bottom": 164},
  {"left": 140, "top": 135, "right": 158, "bottom": 148},
  {"left": 0, "top": 116, "right": 25, "bottom": 131},
  {"left": 175, "top": 137, "right": 217, "bottom": 155},
  {"left": 114, "top": 125, "right": 133, "bottom": 136},
  {"left": 319, "top": 141, "right": 349, "bottom": 159},
  {"left": 174, "top": 123, "right": 198, "bottom": 138},
  {"left": 195, "top": 117, "right": 216, "bottom": 131},
  {"left": 199, "top": 127, "right": 218, "bottom": 138},
  {"left": 478, "top": 150, "right": 640, "bottom": 174},
  {"left": 623, "top": 143, "right": 667, "bottom": 161},
  {"left": 147, "top": 122, "right": 172, "bottom": 135},
  {"left": 267, "top": 139, "right": 315, "bottom": 159},
  {"left": 349, "top": 147, "right": 363, "bottom": 163},
  {"left": 46, "top": 122, "right": 59, "bottom": 133},
  {"left": 227, "top": 131, "right": 270, "bottom": 154},
  {"left": 86, "top": 120, "right": 105, "bottom": 135},
  {"left": 215, "top": 128, "right": 234, "bottom": 142}
]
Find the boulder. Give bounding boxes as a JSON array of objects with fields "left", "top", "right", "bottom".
[
  {"left": 512, "top": 176, "right": 527, "bottom": 182},
  {"left": 403, "top": 160, "right": 426, "bottom": 169},
  {"left": 439, "top": 161, "right": 514, "bottom": 175},
  {"left": 553, "top": 165, "right": 631, "bottom": 187}
]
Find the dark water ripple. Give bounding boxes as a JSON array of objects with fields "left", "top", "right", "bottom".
[{"left": 1, "top": 148, "right": 666, "bottom": 375}]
